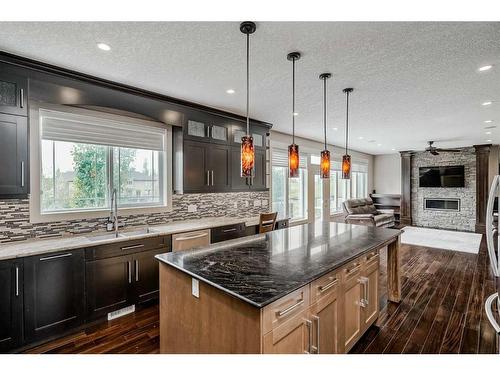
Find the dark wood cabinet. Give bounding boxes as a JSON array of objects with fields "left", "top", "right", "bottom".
[
  {"left": 183, "top": 140, "right": 210, "bottom": 193},
  {"left": 85, "top": 254, "right": 133, "bottom": 320},
  {"left": 0, "top": 113, "right": 28, "bottom": 198},
  {"left": 85, "top": 236, "right": 170, "bottom": 319},
  {"left": 132, "top": 249, "right": 162, "bottom": 304},
  {"left": 0, "top": 67, "right": 28, "bottom": 117},
  {"left": 250, "top": 149, "right": 267, "bottom": 190},
  {"left": 24, "top": 250, "right": 85, "bottom": 342},
  {"left": 211, "top": 222, "right": 247, "bottom": 243},
  {"left": 0, "top": 259, "right": 23, "bottom": 352},
  {"left": 208, "top": 144, "right": 230, "bottom": 191},
  {"left": 230, "top": 121, "right": 267, "bottom": 150},
  {"left": 184, "top": 111, "right": 230, "bottom": 145},
  {"left": 183, "top": 140, "right": 230, "bottom": 193}
]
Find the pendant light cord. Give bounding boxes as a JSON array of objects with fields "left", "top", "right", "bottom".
[
  {"left": 246, "top": 33, "right": 250, "bottom": 136},
  {"left": 292, "top": 57, "right": 295, "bottom": 145},
  {"left": 323, "top": 76, "right": 327, "bottom": 150},
  {"left": 345, "top": 90, "right": 349, "bottom": 155}
]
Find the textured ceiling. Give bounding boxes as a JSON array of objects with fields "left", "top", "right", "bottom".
[{"left": 0, "top": 22, "right": 499, "bottom": 155}]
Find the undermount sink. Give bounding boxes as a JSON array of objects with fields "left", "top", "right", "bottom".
[{"left": 86, "top": 233, "right": 125, "bottom": 242}]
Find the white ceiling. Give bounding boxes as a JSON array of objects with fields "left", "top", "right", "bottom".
[{"left": 0, "top": 22, "right": 499, "bottom": 155}]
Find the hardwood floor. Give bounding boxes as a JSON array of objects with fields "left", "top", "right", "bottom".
[{"left": 25, "top": 237, "right": 498, "bottom": 354}]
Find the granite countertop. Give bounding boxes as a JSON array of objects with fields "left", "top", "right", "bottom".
[
  {"left": 0, "top": 216, "right": 266, "bottom": 261},
  {"left": 156, "top": 221, "right": 401, "bottom": 308}
]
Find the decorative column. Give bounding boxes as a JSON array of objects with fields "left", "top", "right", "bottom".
[
  {"left": 474, "top": 144, "right": 491, "bottom": 234},
  {"left": 399, "top": 151, "right": 412, "bottom": 226}
]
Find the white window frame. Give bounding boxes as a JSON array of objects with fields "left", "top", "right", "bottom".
[{"left": 29, "top": 102, "right": 172, "bottom": 224}]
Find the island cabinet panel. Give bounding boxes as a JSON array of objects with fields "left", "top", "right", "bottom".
[
  {"left": 361, "top": 250, "right": 380, "bottom": 328},
  {"left": 262, "top": 309, "right": 311, "bottom": 354},
  {"left": 159, "top": 263, "right": 261, "bottom": 354},
  {"left": 24, "top": 249, "right": 85, "bottom": 342},
  {"left": 0, "top": 259, "right": 23, "bottom": 352},
  {"left": 342, "top": 259, "right": 363, "bottom": 352}
]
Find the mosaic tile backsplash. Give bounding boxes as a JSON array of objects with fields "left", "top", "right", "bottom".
[{"left": 0, "top": 191, "right": 270, "bottom": 243}]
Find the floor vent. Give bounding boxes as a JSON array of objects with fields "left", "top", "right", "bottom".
[{"left": 108, "top": 305, "right": 135, "bottom": 321}]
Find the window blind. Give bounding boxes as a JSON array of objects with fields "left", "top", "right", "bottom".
[
  {"left": 40, "top": 108, "right": 166, "bottom": 151},
  {"left": 272, "top": 148, "right": 308, "bottom": 168}
]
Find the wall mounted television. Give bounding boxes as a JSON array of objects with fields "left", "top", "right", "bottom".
[{"left": 419, "top": 165, "right": 465, "bottom": 188}]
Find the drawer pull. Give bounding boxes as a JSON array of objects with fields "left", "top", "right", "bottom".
[
  {"left": 345, "top": 263, "right": 360, "bottom": 274},
  {"left": 175, "top": 233, "right": 208, "bottom": 241},
  {"left": 318, "top": 278, "right": 338, "bottom": 292},
  {"left": 40, "top": 253, "right": 72, "bottom": 261},
  {"left": 15, "top": 266, "right": 19, "bottom": 297},
  {"left": 359, "top": 276, "right": 369, "bottom": 307},
  {"left": 121, "top": 244, "right": 145, "bottom": 251},
  {"left": 221, "top": 228, "right": 237, "bottom": 233},
  {"left": 276, "top": 298, "right": 304, "bottom": 317},
  {"left": 366, "top": 252, "right": 379, "bottom": 261}
]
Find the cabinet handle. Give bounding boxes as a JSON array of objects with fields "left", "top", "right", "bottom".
[
  {"left": 21, "top": 162, "right": 25, "bottom": 187},
  {"left": 211, "top": 170, "right": 214, "bottom": 186},
  {"left": 222, "top": 228, "right": 237, "bottom": 233},
  {"left": 135, "top": 259, "right": 139, "bottom": 282},
  {"left": 318, "top": 278, "right": 338, "bottom": 292},
  {"left": 127, "top": 261, "right": 132, "bottom": 284},
  {"left": 276, "top": 298, "right": 304, "bottom": 317},
  {"left": 15, "top": 266, "right": 19, "bottom": 297},
  {"left": 20, "top": 88, "right": 24, "bottom": 108},
  {"left": 39, "top": 253, "right": 72, "bottom": 261},
  {"left": 366, "top": 252, "right": 379, "bottom": 261},
  {"left": 312, "top": 315, "right": 320, "bottom": 354},
  {"left": 359, "top": 276, "right": 369, "bottom": 307},
  {"left": 304, "top": 319, "right": 313, "bottom": 354},
  {"left": 345, "top": 263, "right": 360, "bottom": 274},
  {"left": 121, "top": 244, "right": 144, "bottom": 251},
  {"left": 175, "top": 232, "right": 208, "bottom": 241},
  {"left": 206, "top": 170, "right": 210, "bottom": 186}
]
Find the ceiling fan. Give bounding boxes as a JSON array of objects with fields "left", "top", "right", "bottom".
[{"left": 424, "top": 141, "right": 461, "bottom": 155}]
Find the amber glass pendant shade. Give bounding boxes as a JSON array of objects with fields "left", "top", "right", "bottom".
[
  {"left": 241, "top": 135, "right": 255, "bottom": 177},
  {"left": 288, "top": 143, "right": 299, "bottom": 178},
  {"left": 342, "top": 154, "right": 351, "bottom": 179},
  {"left": 320, "top": 150, "right": 330, "bottom": 179}
]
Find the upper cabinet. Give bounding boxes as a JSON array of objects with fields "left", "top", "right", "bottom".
[
  {"left": 0, "top": 113, "right": 28, "bottom": 197},
  {"left": 230, "top": 120, "right": 268, "bottom": 150},
  {"left": 184, "top": 110, "right": 230, "bottom": 145},
  {"left": 0, "top": 67, "right": 28, "bottom": 117}
]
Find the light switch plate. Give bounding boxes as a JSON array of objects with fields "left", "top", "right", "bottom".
[
  {"left": 188, "top": 204, "right": 197, "bottom": 213},
  {"left": 192, "top": 278, "right": 199, "bottom": 298}
]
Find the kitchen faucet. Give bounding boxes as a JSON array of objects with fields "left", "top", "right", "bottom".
[{"left": 107, "top": 188, "right": 119, "bottom": 237}]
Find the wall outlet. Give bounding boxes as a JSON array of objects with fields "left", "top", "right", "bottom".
[
  {"left": 192, "top": 278, "right": 199, "bottom": 298},
  {"left": 254, "top": 200, "right": 261, "bottom": 207},
  {"left": 187, "top": 204, "right": 197, "bottom": 213},
  {"left": 245, "top": 201, "right": 249, "bottom": 208},
  {"left": 262, "top": 199, "right": 268, "bottom": 206},
  {"left": 234, "top": 202, "right": 238, "bottom": 209}
]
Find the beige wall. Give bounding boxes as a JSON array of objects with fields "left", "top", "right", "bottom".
[
  {"left": 270, "top": 130, "right": 375, "bottom": 192},
  {"left": 373, "top": 153, "right": 401, "bottom": 194}
]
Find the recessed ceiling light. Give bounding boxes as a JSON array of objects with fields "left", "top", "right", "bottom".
[
  {"left": 486, "top": 131, "right": 492, "bottom": 135},
  {"left": 226, "top": 89, "right": 235, "bottom": 94},
  {"left": 293, "top": 112, "right": 299, "bottom": 116},
  {"left": 377, "top": 143, "right": 382, "bottom": 146},
  {"left": 485, "top": 120, "right": 493, "bottom": 123},
  {"left": 486, "top": 139, "right": 492, "bottom": 142},
  {"left": 358, "top": 136, "right": 364, "bottom": 140},
  {"left": 482, "top": 101, "right": 493, "bottom": 106},
  {"left": 391, "top": 148, "right": 396, "bottom": 151},
  {"left": 97, "top": 43, "right": 111, "bottom": 51},
  {"left": 333, "top": 127, "right": 338, "bottom": 131},
  {"left": 478, "top": 65, "right": 493, "bottom": 72}
]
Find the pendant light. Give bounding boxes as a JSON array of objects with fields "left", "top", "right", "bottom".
[
  {"left": 319, "top": 73, "right": 331, "bottom": 179},
  {"left": 240, "top": 21, "right": 256, "bottom": 177},
  {"left": 287, "top": 52, "right": 301, "bottom": 178},
  {"left": 342, "top": 88, "right": 354, "bottom": 179}
]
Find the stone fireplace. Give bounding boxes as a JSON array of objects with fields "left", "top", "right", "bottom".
[{"left": 410, "top": 147, "right": 476, "bottom": 232}]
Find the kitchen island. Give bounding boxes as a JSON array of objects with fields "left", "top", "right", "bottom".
[{"left": 156, "top": 221, "right": 401, "bottom": 354}]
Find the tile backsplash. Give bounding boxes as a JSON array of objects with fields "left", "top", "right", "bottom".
[{"left": 0, "top": 191, "right": 270, "bottom": 243}]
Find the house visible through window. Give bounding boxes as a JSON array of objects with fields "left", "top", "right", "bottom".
[{"left": 38, "top": 107, "right": 167, "bottom": 215}]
